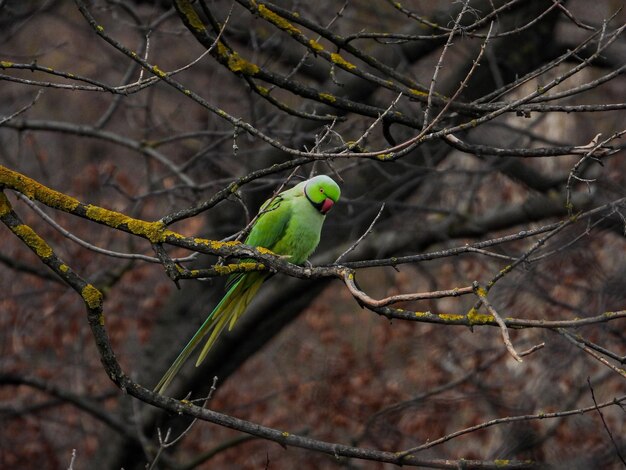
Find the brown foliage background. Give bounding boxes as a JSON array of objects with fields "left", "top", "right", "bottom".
[{"left": 0, "top": 1, "right": 624, "bottom": 469}]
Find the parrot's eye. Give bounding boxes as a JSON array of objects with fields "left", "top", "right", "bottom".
[{"left": 320, "top": 188, "right": 324, "bottom": 193}]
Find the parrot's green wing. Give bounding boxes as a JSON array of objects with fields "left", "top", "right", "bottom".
[
  {"left": 224, "top": 195, "right": 293, "bottom": 290},
  {"left": 245, "top": 195, "right": 293, "bottom": 249}
]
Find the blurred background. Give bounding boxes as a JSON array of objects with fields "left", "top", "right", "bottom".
[{"left": 0, "top": 0, "right": 624, "bottom": 468}]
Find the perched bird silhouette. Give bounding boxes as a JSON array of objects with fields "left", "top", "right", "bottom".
[{"left": 155, "top": 175, "right": 341, "bottom": 393}]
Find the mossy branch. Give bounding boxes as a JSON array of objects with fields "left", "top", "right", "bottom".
[{"left": 2, "top": 164, "right": 625, "bottom": 332}]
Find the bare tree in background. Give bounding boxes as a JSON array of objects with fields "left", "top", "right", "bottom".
[{"left": 0, "top": 0, "right": 625, "bottom": 468}]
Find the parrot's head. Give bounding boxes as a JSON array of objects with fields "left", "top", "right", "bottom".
[{"left": 304, "top": 175, "right": 341, "bottom": 215}]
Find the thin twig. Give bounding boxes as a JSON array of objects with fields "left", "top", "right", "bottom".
[
  {"left": 67, "top": 449, "right": 77, "bottom": 470},
  {"left": 344, "top": 270, "right": 474, "bottom": 308},
  {"left": 335, "top": 203, "right": 385, "bottom": 263},
  {"left": 519, "top": 342, "right": 545, "bottom": 357},
  {"left": 348, "top": 94, "right": 403, "bottom": 151},
  {"left": 587, "top": 377, "right": 626, "bottom": 466},
  {"left": 396, "top": 394, "right": 626, "bottom": 457},
  {"left": 0, "top": 90, "right": 43, "bottom": 125},
  {"left": 473, "top": 283, "right": 523, "bottom": 363},
  {"left": 148, "top": 376, "right": 219, "bottom": 469},
  {"left": 557, "top": 329, "right": 626, "bottom": 378},
  {"left": 424, "top": 20, "right": 495, "bottom": 135},
  {"left": 565, "top": 129, "right": 626, "bottom": 213},
  {"left": 17, "top": 194, "right": 196, "bottom": 263},
  {"left": 422, "top": 0, "right": 470, "bottom": 130}
]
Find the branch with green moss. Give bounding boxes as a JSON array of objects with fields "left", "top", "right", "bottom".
[
  {"left": 74, "top": 0, "right": 415, "bottom": 161},
  {"left": 0, "top": 164, "right": 336, "bottom": 282},
  {"left": 175, "top": 0, "right": 427, "bottom": 127},
  {"left": 181, "top": 0, "right": 503, "bottom": 122},
  {"left": 234, "top": 0, "right": 431, "bottom": 95},
  {"left": 2, "top": 164, "right": 625, "bottom": 333},
  {"left": 72, "top": 0, "right": 624, "bottom": 168}
]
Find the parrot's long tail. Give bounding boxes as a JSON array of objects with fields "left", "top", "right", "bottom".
[{"left": 154, "top": 273, "right": 265, "bottom": 394}]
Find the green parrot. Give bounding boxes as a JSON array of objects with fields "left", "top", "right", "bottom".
[{"left": 155, "top": 175, "right": 341, "bottom": 394}]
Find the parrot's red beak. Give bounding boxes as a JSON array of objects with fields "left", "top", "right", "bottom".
[{"left": 320, "top": 198, "right": 334, "bottom": 214}]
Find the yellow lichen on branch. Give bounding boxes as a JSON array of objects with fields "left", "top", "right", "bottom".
[
  {"left": 151, "top": 65, "right": 167, "bottom": 78},
  {"left": 174, "top": 0, "right": 207, "bottom": 33},
  {"left": 11, "top": 224, "right": 54, "bottom": 259},
  {"left": 437, "top": 312, "right": 465, "bottom": 322},
  {"left": 191, "top": 237, "right": 247, "bottom": 252},
  {"left": 308, "top": 39, "right": 324, "bottom": 52},
  {"left": 467, "top": 307, "right": 495, "bottom": 325},
  {"left": 475, "top": 286, "right": 489, "bottom": 299},
  {"left": 0, "top": 165, "right": 278, "bottom": 260},
  {"left": 213, "top": 262, "right": 266, "bottom": 275},
  {"left": 81, "top": 284, "right": 103, "bottom": 309},
  {"left": 330, "top": 53, "right": 357, "bottom": 70},
  {"left": 216, "top": 42, "right": 260, "bottom": 76},
  {"left": 408, "top": 88, "right": 427, "bottom": 98},
  {"left": 0, "top": 166, "right": 80, "bottom": 212},
  {"left": 84, "top": 205, "right": 168, "bottom": 243},
  {"left": 0, "top": 192, "right": 11, "bottom": 217},
  {"left": 319, "top": 93, "right": 336, "bottom": 103},
  {"left": 256, "top": 4, "right": 302, "bottom": 36},
  {"left": 227, "top": 51, "right": 260, "bottom": 75}
]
